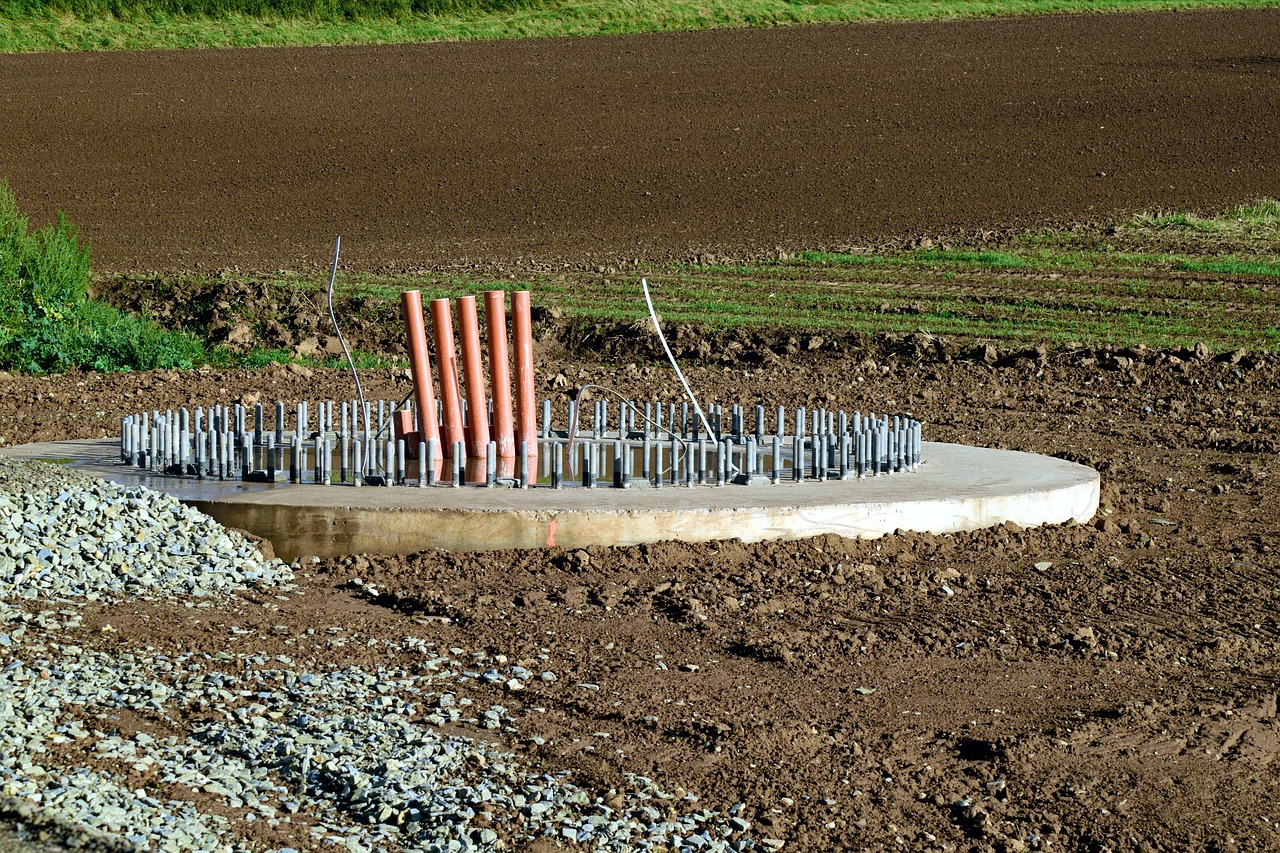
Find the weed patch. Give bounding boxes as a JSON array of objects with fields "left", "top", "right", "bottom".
[{"left": 0, "top": 181, "right": 206, "bottom": 373}]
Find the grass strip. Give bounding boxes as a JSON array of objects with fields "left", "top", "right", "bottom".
[
  {"left": 103, "top": 198, "right": 1277, "bottom": 360},
  {"left": 2, "top": 0, "right": 1278, "bottom": 53}
]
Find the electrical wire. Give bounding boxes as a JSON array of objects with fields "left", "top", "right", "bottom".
[
  {"left": 565, "top": 382, "right": 697, "bottom": 482},
  {"left": 642, "top": 278, "right": 715, "bottom": 441},
  {"left": 325, "top": 236, "right": 371, "bottom": 478}
]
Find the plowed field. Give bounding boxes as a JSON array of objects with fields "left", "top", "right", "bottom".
[{"left": 1, "top": 8, "right": 1277, "bottom": 273}]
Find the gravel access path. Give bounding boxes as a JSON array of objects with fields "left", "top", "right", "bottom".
[{"left": 0, "top": 456, "right": 764, "bottom": 852}]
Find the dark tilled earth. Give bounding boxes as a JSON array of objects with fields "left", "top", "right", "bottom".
[
  {"left": 1, "top": 8, "right": 1278, "bottom": 273},
  {"left": 1, "top": 7, "right": 1280, "bottom": 852}
]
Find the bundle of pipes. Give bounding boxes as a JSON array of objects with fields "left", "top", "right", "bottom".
[
  {"left": 397, "top": 289, "right": 537, "bottom": 484},
  {"left": 118, "top": 394, "right": 924, "bottom": 489}
]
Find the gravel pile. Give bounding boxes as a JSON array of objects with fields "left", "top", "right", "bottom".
[
  {"left": 0, "top": 458, "right": 764, "bottom": 852},
  {"left": 0, "top": 457, "right": 293, "bottom": 602}
]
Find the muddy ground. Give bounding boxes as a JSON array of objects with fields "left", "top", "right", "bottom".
[
  {"left": 2, "top": 338, "right": 1279, "bottom": 852},
  {"left": 2, "top": 6, "right": 1279, "bottom": 851}
]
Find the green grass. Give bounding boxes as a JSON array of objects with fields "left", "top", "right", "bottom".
[
  {"left": 160, "top": 197, "right": 1273, "bottom": 356},
  {"left": 1177, "top": 258, "right": 1280, "bottom": 277},
  {"left": 1132, "top": 198, "right": 1280, "bottom": 236},
  {"left": 1, "top": 0, "right": 1277, "bottom": 53}
]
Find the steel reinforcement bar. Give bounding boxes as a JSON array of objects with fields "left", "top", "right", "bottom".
[{"left": 118, "top": 399, "right": 923, "bottom": 489}]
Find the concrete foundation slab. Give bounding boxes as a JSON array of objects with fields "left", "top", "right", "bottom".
[{"left": 3, "top": 439, "right": 1099, "bottom": 559}]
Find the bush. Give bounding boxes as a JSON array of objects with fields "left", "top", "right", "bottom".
[{"left": 0, "top": 180, "right": 207, "bottom": 373}]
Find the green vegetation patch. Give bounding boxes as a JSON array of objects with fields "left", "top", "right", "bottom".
[
  {"left": 182, "top": 197, "right": 1272, "bottom": 355},
  {"left": 1131, "top": 198, "right": 1280, "bottom": 236},
  {"left": 2, "top": 0, "right": 1278, "bottom": 53},
  {"left": 0, "top": 180, "right": 206, "bottom": 373},
  {"left": 60, "top": 195, "right": 1280, "bottom": 367},
  {"left": 89, "top": 197, "right": 1275, "bottom": 361},
  {"left": 1176, "top": 258, "right": 1280, "bottom": 277}
]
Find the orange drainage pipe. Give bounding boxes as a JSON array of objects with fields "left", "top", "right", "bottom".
[
  {"left": 392, "top": 409, "right": 414, "bottom": 440},
  {"left": 400, "top": 290, "right": 440, "bottom": 450},
  {"left": 484, "top": 290, "right": 516, "bottom": 460},
  {"left": 511, "top": 290, "right": 538, "bottom": 473},
  {"left": 456, "top": 295, "right": 491, "bottom": 459},
  {"left": 430, "top": 297, "right": 465, "bottom": 457}
]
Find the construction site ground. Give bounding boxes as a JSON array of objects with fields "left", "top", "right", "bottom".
[{"left": 1, "top": 6, "right": 1279, "bottom": 851}]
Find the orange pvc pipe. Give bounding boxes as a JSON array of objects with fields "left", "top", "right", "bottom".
[
  {"left": 392, "top": 408, "right": 416, "bottom": 447},
  {"left": 456, "top": 295, "right": 491, "bottom": 459},
  {"left": 430, "top": 297, "right": 465, "bottom": 456},
  {"left": 484, "top": 290, "right": 516, "bottom": 459},
  {"left": 511, "top": 290, "right": 538, "bottom": 472},
  {"left": 392, "top": 409, "right": 412, "bottom": 438},
  {"left": 400, "top": 291, "right": 440, "bottom": 449}
]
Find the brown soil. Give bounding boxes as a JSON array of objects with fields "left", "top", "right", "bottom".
[
  {"left": 2, "top": 9, "right": 1278, "bottom": 274},
  {"left": 4, "top": 344, "right": 1280, "bottom": 852},
  {"left": 1, "top": 8, "right": 1279, "bottom": 852}
]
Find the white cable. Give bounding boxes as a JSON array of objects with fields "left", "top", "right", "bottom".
[
  {"left": 325, "top": 235, "right": 371, "bottom": 477},
  {"left": 642, "top": 278, "right": 714, "bottom": 441}
]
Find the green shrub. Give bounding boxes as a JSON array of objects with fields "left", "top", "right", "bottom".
[{"left": 0, "top": 180, "right": 207, "bottom": 373}]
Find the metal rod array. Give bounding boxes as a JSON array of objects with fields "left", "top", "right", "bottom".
[
  {"left": 120, "top": 286, "right": 924, "bottom": 490},
  {"left": 119, "top": 399, "right": 924, "bottom": 489}
]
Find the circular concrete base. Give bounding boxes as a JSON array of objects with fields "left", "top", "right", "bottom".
[{"left": 3, "top": 439, "right": 1099, "bottom": 559}]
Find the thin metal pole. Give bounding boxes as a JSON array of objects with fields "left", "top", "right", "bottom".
[
  {"left": 582, "top": 440, "right": 595, "bottom": 488},
  {"left": 551, "top": 440, "right": 563, "bottom": 489}
]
